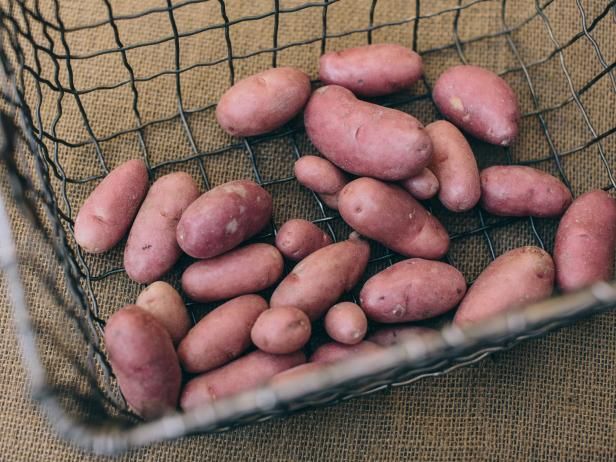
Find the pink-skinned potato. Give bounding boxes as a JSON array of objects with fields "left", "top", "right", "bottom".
[
  {"left": 432, "top": 65, "right": 520, "bottom": 146},
  {"left": 338, "top": 178, "right": 449, "bottom": 259},
  {"left": 324, "top": 302, "right": 367, "bottom": 345},
  {"left": 454, "top": 246, "right": 554, "bottom": 325},
  {"left": 319, "top": 43, "right": 423, "bottom": 97},
  {"left": 216, "top": 67, "right": 311, "bottom": 137},
  {"left": 270, "top": 233, "right": 370, "bottom": 320},
  {"left": 180, "top": 350, "right": 305, "bottom": 409},
  {"left": 361, "top": 258, "right": 466, "bottom": 323},
  {"left": 104, "top": 305, "right": 181, "bottom": 419},
  {"left": 554, "top": 190, "right": 616, "bottom": 292},
  {"left": 124, "top": 172, "right": 200, "bottom": 283},
  {"left": 269, "top": 362, "right": 325, "bottom": 385},
  {"left": 251, "top": 306, "right": 311, "bottom": 354},
  {"left": 275, "top": 219, "right": 332, "bottom": 261},
  {"left": 182, "top": 244, "right": 283, "bottom": 302},
  {"left": 74, "top": 159, "right": 149, "bottom": 253},
  {"left": 309, "top": 341, "right": 382, "bottom": 364},
  {"left": 178, "top": 294, "right": 268, "bottom": 373},
  {"left": 304, "top": 85, "right": 432, "bottom": 181},
  {"left": 294, "top": 155, "right": 348, "bottom": 209},
  {"left": 176, "top": 180, "right": 272, "bottom": 259},
  {"left": 480, "top": 165, "right": 572, "bottom": 217},
  {"left": 368, "top": 326, "right": 436, "bottom": 347},
  {"left": 400, "top": 168, "right": 439, "bottom": 200}
]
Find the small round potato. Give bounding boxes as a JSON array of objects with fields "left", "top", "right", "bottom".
[
  {"left": 135, "top": 281, "right": 191, "bottom": 345},
  {"left": 433, "top": 65, "right": 520, "bottom": 146},
  {"left": 368, "top": 326, "right": 436, "bottom": 347},
  {"left": 74, "top": 159, "right": 149, "bottom": 253},
  {"left": 216, "top": 67, "right": 311, "bottom": 137},
  {"left": 275, "top": 219, "right": 332, "bottom": 261},
  {"left": 319, "top": 43, "right": 423, "bottom": 97},
  {"left": 182, "top": 244, "right": 283, "bottom": 302},
  {"left": 324, "top": 302, "right": 367, "bottom": 345},
  {"left": 480, "top": 165, "right": 572, "bottom": 217},
  {"left": 309, "top": 341, "right": 382, "bottom": 364},
  {"left": 251, "top": 306, "right": 312, "bottom": 354},
  {"left": 400, "top": 168, "right": 439, "bottom": 200},
  {"left": 294, "top": 155, "right": 348, "bottom": 209}
]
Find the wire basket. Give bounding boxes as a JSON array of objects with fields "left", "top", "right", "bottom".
[{"left": 0, "top": 0, "right": 615, "bottom": 455}]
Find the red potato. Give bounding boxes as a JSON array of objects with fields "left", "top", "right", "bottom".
[
  {"left": 124, "top": 172, "right": 200, "bottom": 283},
  {"left": 216, "top": 67, "right": 311, "bottom": 137},
  {"left": 480, "top": 165, "right": 572, "bottom": 217},
  {"left": 270, "top": 234, "right": 370, "bottom": 320},
  {"left": 426, "top": 120, "right": 480, "bottom": 212},
  {"left": 304, "top": 85, "right": 432, "bottom": 181},
  {"left": 554, "top": 190, "right": 616, "bottom": 292},
  {"left": 368, "top": 326, "right": 436, "bottom": 347},
  {"left": 294, "top": 155, "right": 348, "bottom": 209},
  {"left": 176, "top": 180, "right": 272, "bottom": 259},
  {"left": 319, "top": 43, "right": 423, "bottom": 97},
  {"left": 338, "top": 178, "right": 449, "bottom": 259},
  {"left": 251, "top": 307, "right": 311, "bottom": 354},
  {"left": 432, "top": 65, "right": 520, "bottom": 146},
  {"left": 324, "top": 302, "right": 368, "bottom": 345},
  {"left": 180, "top": 350, "right": 305, "bottom": 409},
  {"left": 454, "top": 246, "right": 554, "bottom": 325},
  {"left": 275, "top": 219, "right": 332, "bottom": 261},
  {"left": 182, "top": 244, "right": 283, "bottom": 302},
  {"left": 74, "top": 159, "right": 148, "bottom": 253},
  {"left": 135, "top": 281, "right": 191, "bottom": 345},
  {"left": 360, "top": 259, "right": 466, "bottom": 323},
  {"left": 400, "top": 168, "right": 439, "bottom": 200},
  {"left": 104, "top": 305, "right": 181, "bottom": 419},
  {"left": 269, "top": 362, "right": 325, "bottom": 385},
  {"left": 177, "top": 295, "right": 268, "bottom": 373},
  {"left": 309, "top": 341, "right": 382, "bottom": 364}
]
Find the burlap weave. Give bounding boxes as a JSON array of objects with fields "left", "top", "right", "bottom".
[{"left": 1, "top": 0, "right": 615, "bottom": 460}]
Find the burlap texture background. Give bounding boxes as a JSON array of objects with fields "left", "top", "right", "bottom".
[{"left": 1, "top": 0, "right": 615, "bottom": 460}]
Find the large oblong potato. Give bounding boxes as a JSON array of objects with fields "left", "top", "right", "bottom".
[
  {"left": 433, "top": 65, "right": 520, "bottom": 146},
  {"left": 176, "top": 180, "right": 272, "bottom": 259},
  {"left": 309, "top": 341, "right": 382, "bottom": 364},
  {"left": 124, "top": 172, "right": 200, "bottom": 283},
  {"left": 294, "top": 155, "right": 348, "bottom": 209},
  {"left": 453, "top": 246, "right": 554, "bottom": 325},
  {"left": 180, "top": 350, "right": 305, "bottom": 410},
  {"left": 480, "top": 165, "right": 572, "bottom": 217},
  {"left": 304, "top": 85, "right": 432, "bottom": 181},
  {"left": 554, "top": 190, "right": 616, "bottom": 292},
  {"left": 426, "top": 120, "right": 480, "bottom": 212},
  {"left": 216, "top": 67, "right": 311, "bottom": 137},
  {"left": 177, "top": 294, "right": 268, "bottom": 373},
  {"left": 319, "top": 43, "right": 423, "bottom": 97},
  {"left": 74, "top": 159, "right": 149, "bottom": 253},
  {"left": 181, "top": 244, "right": 283, "bottom": 302},
  {"left": 338, "top": 178, "right": 449, "bottom": 259},
  {"left": 251, "top": 306, "right": 312, "bottom": 354},
  {"left": 104, "top": 305, "right": 181, "bottom": 419},
  {"left": 400, "top": 168, "right": 439, "bottom": 200},
  {"left": 270, "top": 234, "right": 370, "bottom": 320},
  {"left": 275, "top": 219, "right": 332, "bottom": 261},
  {"left": 360, "top": 258, "right": 466, "bottom": 323}
]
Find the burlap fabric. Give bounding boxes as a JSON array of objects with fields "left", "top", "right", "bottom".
[{"left": 1, "top": 0, "right": 615, "bottom": 460}]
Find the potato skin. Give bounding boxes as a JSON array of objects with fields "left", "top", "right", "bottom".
[
  {"left": 360, "top": 259, "right": 466, "bottom": 323},
  {"left": 480, "top": 166, "right": 572, "bottom": 217},
  {"left": 104, "top": 305, "right": 181, "bottom": 419},
  {"left": 319, "top": 44, "right": 423, "bottom": 97},
  {"left": 304, "top": 85, "right": 432, "bottom": 181},
  {"left": 136, "top": 281, "right": 191, "bottom": 345},
  {"left": 270, "top": 234, "right": 370, "bottom": 320},
  {"left": 554, "top": 190, "right": 616, "bottom": 292},
  {"left": 251, "top": 307, "right": 311, "bottom": 354},
  {"left": 269, "top": 362, "right": 324, "bottom": 385},
  {"left": 338, "top": 178, "right": 449, "bottom": 259},
  {"left": 294, "top": 155, "right": 348, "bottom": 209},
  {"left": 275, "top": 219, "right": 332, "bottom": 261},
  {"left": 454, "top": 246, "right": 554, "bottom": 325},
  {"left": 309, "top": 341, "right": 382, "bottom": 364},
  {"left": 180, "top": 350, "right": 305, "bottom": 409},
  {"left": 324, "top": 302, "right": 367, "bottom": 345},
  {"left": 400, "top": 168, "right": 439, "bottom": 200},
  {"left": 178, "top": 295, "right": 268, "bottom": 373},
  {"left": 74, "top": 159, "right": 149, "bottom": 253},
  {"left": 124, "top": 172, "right": 200, "bottom": 283},
  {"left": 367, "top": 326, "right": 435, "bottom": 347},
  {"left": 426, "top": 121, "right": 480, "bottom": 212},
  {"left": 216, "top": 67, "right": 311, "bottom": 137},
  {"left": 182, "top": 244, "right": 283, "bottom": 302},
  {"left": 433, "top": 65, "right": 520, "bottom": 146},
  {"left": 176, "top": 180, "right": 272, "bottom": 259}
]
